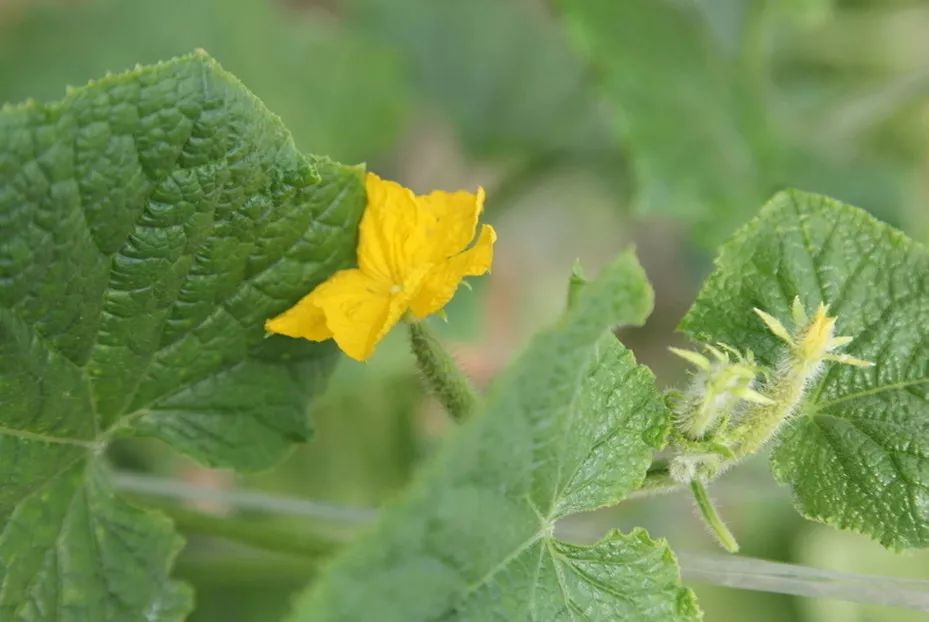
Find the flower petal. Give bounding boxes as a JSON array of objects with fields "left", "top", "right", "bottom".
[
  {"left": 409, "top": 224, "right": 496, "bottom": 319},
  {"left": 311, "top": 268, "right": 410, "bottom": 362},
  {"left": 359, "top": 173, "right": 486, "bottom": 284},
  {"left": 358, "top": 172, "right": 420, "bottom": 283},
  {"left": 417, "top": 185, "right": 485, "bottom": 262},
  {"left": 265, "top": 289, "right": 333, "bottom": 342}
]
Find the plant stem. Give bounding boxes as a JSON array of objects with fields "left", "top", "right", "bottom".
[
  {"left": 174, "top": 553, "right": 318, "bottom": 586},
  {"left": 407, "top": 320, "right": 479, "bottom": 421},
  {"left": 690, "top": 479, "right": 740, "bottom": 553},
  {"left": 677, "top": 551, "right": 929, "bottom": 612},
  {"left": 729, "top": 358, "right": 810, "bottom": 460},
  {"left": 153, "top": 504, "right": 348, "bottom": 560},
  {"left": 113, "top": 471, "right": 375, "bottom": 524}
]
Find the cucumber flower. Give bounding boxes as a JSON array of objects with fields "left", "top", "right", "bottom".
[{"left": 265, "top": 172, "right": 496, "bottom": 361}]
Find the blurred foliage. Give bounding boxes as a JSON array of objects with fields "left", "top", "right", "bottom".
[
  {"left": 347, "top": 0, "right": 617, "bottom": 162},
  {"left": 176, "top": 547, "right": 316, "bottom": 622},
  {"left": 0, "top": 0, "right": 408, "bottom": 162},
  {"left": 561, "top": 0, "right": 929, "bottom": 244},
  {"left": 763, "top": 0, "right": 929, "bottom": 232},
  {"left": 5, "top": 0, "right": 929, "bottom": 620},
  {"left": 560, "top": 0, "right": 780, "bottom": 243},
  {"left": 796, "top": 524, "right": 929, "bottom": 621}
]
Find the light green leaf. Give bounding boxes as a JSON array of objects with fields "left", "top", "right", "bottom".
[
  {"left": 681, "top": 189, "right": 929, "bottom": 549},
  {"left": 291, "top": 251, "right": 700, "bottom": 621},
  {"left": 0, "top": 53, "right": 365, "bottom": 619}
]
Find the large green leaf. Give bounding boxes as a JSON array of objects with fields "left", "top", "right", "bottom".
[
  {"left": 291, "top": 251, "right": 700, "bottom": 621},
  {"left": 681, "top": 189, "right": 929, "bottom": 549},
  {"left": 0, "top": 53, "right": 365, "bottom": 619}
]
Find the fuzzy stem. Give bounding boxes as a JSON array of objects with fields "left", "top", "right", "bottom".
[
  {"left": 729, "top": 362, "right": 811, "bottom": 459},
  {"left": 690, "top": 479, "right": 740, "bottom": 553},
  {"left": 407, "top": 320, "right": 479, "bottom": 422}
]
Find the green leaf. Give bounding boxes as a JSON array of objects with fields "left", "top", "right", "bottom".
[
  {"left": 0, "top": 52, "right": 365, "bottom": 619},
  {"left": 0, "top": 461, "right": 192, "bottom": 621},
  {"left": 291, "top": 251, "right": 700, "bottom": 621},
  {"left": 681, "top": 189, "right": 929, "bottom": 549}
]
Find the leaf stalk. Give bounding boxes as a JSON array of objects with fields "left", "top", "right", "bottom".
[{"left": 690, "top": 479, "right": 740, "bottom": 553}]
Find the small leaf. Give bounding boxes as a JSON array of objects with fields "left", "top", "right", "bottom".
[
  {"left": 0, "top": 53, "right": 365, "bottom": 619},
  {"left": 681, "top": 189, "right": 929, "bottom": 550},
  {"left": 290, "top": 251, "right": 700, "bottom": 621}
]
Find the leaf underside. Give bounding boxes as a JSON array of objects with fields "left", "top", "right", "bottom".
[
  {"left": 291, "top": 251, "right": 701, "bottom": 621},
  {"left": 0, "top": 53, "right": 365, "bottom": 620},
  {"left": 681, "top": 189, "right": 929, "bottom": 550}
]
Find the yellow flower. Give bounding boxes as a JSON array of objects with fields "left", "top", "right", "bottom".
[{"left": 265, "top": 172, "right": 496, "bottom": 361}]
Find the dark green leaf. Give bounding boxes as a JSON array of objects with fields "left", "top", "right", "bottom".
[{"left": 0, "top": 53, "right": 365, "bottom": 619}]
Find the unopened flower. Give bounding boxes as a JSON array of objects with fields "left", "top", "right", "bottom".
[
  {"left": 670, "top": 343, "right": 771, "bottom": 440},
  {"left": 754, "top": 297, "right": 873, "bottom": 372},
  {"left": 266, "top": 172, "right": 496, "bottom": 361}
]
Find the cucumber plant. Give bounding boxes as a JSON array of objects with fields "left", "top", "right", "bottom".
[{"left": 2, "top": 53, "right": 927, "bottom": 622}]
